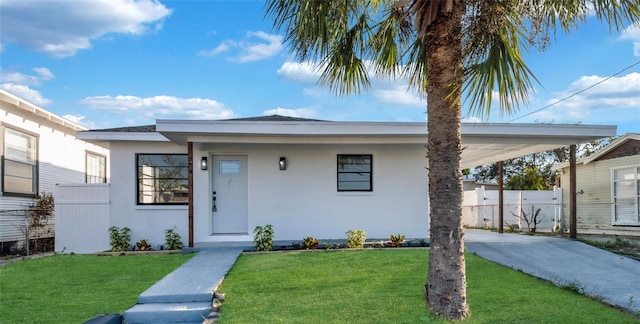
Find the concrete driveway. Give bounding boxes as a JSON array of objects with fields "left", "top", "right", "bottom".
[{"left": 464, "top": 229, "right": 640, "bottom": 313}]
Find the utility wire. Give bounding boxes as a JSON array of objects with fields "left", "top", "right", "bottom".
[{"left": 508, "top": 60, "right": 640, "bottom": 122}]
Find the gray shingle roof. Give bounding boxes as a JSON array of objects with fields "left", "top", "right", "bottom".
[
  {"left": 86, "top": 125, "right": 156, "bottom": 132},
  {"left": 86, "top": 115, "right": 328, "bottom": 132},
  {"left": 222, "top": 115, "right": 328, "bottom": 122}
]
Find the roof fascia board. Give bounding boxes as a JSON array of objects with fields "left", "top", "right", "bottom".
[
  {"left": 581, "top": 133, "right": 640, "bottom": 164},
  {"left": 1, "top": 89, "right": 87, "bottom": 132},
  {"left": 157, "top": 119, "right": 615, "bottom": 138},
  {"left": 76, "top": 131, "right": 170, "bottom": 142},
  {"left": 189, "top": 134, "right": 428, "bottom": 145},
  {"left": 156, "top": 119, "right": 428, "bottom": 137}
]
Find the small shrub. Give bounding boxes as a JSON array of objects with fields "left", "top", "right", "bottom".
[
  {"left": 345, "top": 229, "right": 366, "bottom": 248},
  {"left": 30, "top": 192, "right": 55, "bottom": 227},
  {"left": 302, "top": 236, "right": 320, "bottom": 250},
  {"left": 253, "top": 224, "right": 274, "bottom": 251},
  {"left": 511, "top": 206, "right": 542, "bottom": 233},
  {"left": 504, "top": 222, "right": 519, "bottom": 233},
  {"left": 290, "top": 242, "right": 302, "bottom": 249},
  {"left": 135, "top": 239, "right": 152, "bottom": 251},
  {"left": 371, "top": 240, "right": 385, "bottom": 248},
  {"left": 389, "top": 234, "right": 405, "bottom": 247},
  {"left": 165, "top": 227, "right": 184, "bottom": 250},
  {"left": 108, "top": 226, "right": 131, "bottom": 252}
]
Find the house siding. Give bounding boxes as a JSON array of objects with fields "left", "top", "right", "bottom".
[
  {"left": 1, "top": 94, "right": 110, "bottom": 243},
  {"left": 560, "top": 154, "right": 640, "bottom": 235}
]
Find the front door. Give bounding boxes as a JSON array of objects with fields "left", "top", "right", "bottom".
[{"left": 211, "top": 155, "right": 248, "bottom": 234}]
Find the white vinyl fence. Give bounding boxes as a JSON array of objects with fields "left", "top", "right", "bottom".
[
  {"left": 462, "top": 187, "right": 563, "bottom": 232},
  {"left": 54, "top": 183, "right": 110, "bottom": 254}
]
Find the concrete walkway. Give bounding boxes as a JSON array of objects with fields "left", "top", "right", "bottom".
[
  {"left": 465, "top": 229, "right": 640, "bottom": 313},
  {"left": 123, "top": 247, "right": 244, "bottom": 324}
]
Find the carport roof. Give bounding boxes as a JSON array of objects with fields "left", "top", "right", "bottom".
[{"left": 77, "top": 115, "right": 616, "bottom": 168}]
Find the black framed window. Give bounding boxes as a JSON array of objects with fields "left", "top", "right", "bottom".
[
  {"left": 137, "top": 154, "right": 188, "bottom": 205},
  {"left": 86, "top": 152, "right": 106, "bottom": 183},
  {"left": 2, "top": 127, "right": 38, "bottom": 196},
  {"left": 337, "top": 154, "right": 372, "bottom": 192}
]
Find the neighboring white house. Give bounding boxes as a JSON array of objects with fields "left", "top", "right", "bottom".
[
  {"left": 71, "top": 115, "right": 615, "bottom": 251},
  {"left": 555, "top": 133, "right": 640, "bottom": 236},
  {"left": 0, "top": 89, "right": 110, "bottom": 250}
]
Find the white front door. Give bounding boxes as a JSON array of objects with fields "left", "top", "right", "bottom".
[{"left": 211, "top": 155, "right": 248, "bottom": 234}]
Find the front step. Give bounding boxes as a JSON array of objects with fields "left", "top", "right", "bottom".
[{"left": 123, "top": 302, "right": 211, "bottom": 324}]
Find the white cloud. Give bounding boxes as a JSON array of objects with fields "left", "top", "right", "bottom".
[
  {"left": 0, "top": 0, "right": 172, "bottom": 57},
  {"left": 0, "top": 67, "right": 55, "bottom": 106},
  {"left": 277, "top": 61, "right": 321, "bottom": 83},
  {"left": 0, "top": 67, "right": 55, "bottom": 86},
  {"left": 80, "top": 94, "right": 235, "bottom": 120},
  {"left": 277, "top": 61, "right": 426, "bottom": 107},
  {"left": 262, "top": 107, "right": 318, "bottom": 119},
  {"left": 462, "top": 116, "right": 482, "bottom": 123},
  {"left": 198, "top": 41, "right": 233, "bottom": 57},
  {"left": 32, "top": 67, "right": 55, "bottom": 81},
  {"left": 0, "top": 83, "right": 52, "bottom": 106},
  {"left": 373, "top": 85, "right": 426, "bottom": 107},
  {"left": 529, "top": 72, "right": 640, "bottom": 124},
  {"left": 62, "top": 114, "right": 96, "bottom": 129},
  {"left": 619, "top": 24, "right": 640, "bottom": 57},
  {"left": 200, "top": 31, "right": 282, "bottom": 63}
]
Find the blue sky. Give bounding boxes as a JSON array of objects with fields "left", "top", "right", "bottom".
[{"left": 1, "top": 0, "right": 639, "bottom": 135}]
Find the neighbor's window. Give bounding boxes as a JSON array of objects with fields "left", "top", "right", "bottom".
[
  {"left": 337, "top": 154, "right": 372, "bottom": 192},
  {"left": 86, "top": 152, "right": 106, "bottom": 183},
  {"left": 2, "top": 127, "right": 38, "bottom": 196},
  {"left": 137, "top": 154, "right": 188, "bottom": 205},
  {"left": 612, "top": 166, "right": 640, "bottom": 226}
]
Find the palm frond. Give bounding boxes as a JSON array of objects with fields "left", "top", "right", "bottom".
[
  {"left": 589, "top": 0, "right": 640, "bottom": 32},
  {"left": 403, "top": 38, "right": 429, "bottom": 94},
  {"left": 463, "top": 6, "right": 539, "bottom": 119}
]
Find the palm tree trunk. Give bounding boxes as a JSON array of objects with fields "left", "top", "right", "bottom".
[{"left": 423, "top": 1, "right": 469, "bottom": 320}]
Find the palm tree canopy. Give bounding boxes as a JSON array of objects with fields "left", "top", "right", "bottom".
[{"left": 266, "top": 0, "right": 640, "bottom": 119}]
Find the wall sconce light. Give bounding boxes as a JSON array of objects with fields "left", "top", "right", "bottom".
[
  {"left": 200, "top": 156, "right": 208, "bottom": 170},
  {"left": 279, "top": 157, "right": 287, "bottom": 171}
]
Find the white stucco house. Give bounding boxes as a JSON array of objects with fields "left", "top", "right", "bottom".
[
  {"left": 0, "top": 89, "right": 110, "bottom": 252},
  {"left": 73, "top": 115, "right": 616, "bottom": 249}
]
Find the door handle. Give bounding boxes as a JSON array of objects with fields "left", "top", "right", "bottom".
[{"left": 212, "top": 191, "right": 217, "bottom": 212}]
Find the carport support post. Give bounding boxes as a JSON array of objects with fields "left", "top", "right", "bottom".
[
  {"left": 498, "top": 161, "right": 504, "bottom": 233},
  {"left": 569, "top": 144, "right": 577, "bottom": 239},
  {"left": 188, "top": 142, "right": 194, "bottom": 247}
]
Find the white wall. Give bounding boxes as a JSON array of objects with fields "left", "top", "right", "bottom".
[
  {"left": 108, "top": 141, "right": 429, "bottom": 245},
  {"left": 195, "top": 143, "right": 429, "bottom": 241},
  {"left": 109, "top": 141, "right": 189, "bottom": 249},
  {"left": 54, "top": 184, "right": 110, "bottom": 253}
]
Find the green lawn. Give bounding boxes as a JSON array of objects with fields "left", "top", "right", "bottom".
[
  {"left": 0, "top": 253, "right": 193, "bottom": 323},
  {"left": 218, "top": 249, "right": 639, "bottom": 323}
]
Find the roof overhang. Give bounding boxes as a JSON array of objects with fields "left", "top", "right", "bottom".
[
  {"left": 152, "top": 119, "right": 616, "bottom": 168},
  {"left": 0, "top": 89, "right": 87, "bottom": 132},
  {"left": 555, "top": 132, "right": 639, "bottom": 169}
]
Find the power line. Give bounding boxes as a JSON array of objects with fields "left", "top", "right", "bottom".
[{"left": 508, "top": 60, "right": 640, "bottom": 122}]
